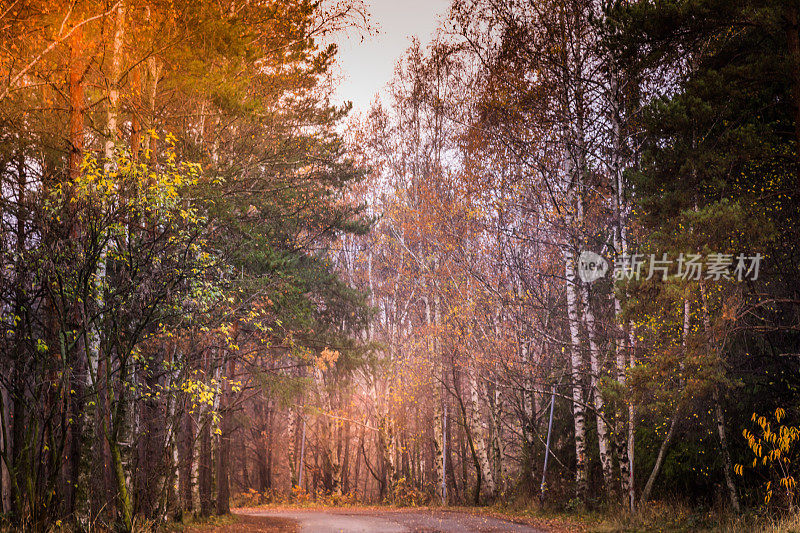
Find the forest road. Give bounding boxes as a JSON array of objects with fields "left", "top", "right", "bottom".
[{"left": 237, "top": 508, "right": 548, "bottom": 533}]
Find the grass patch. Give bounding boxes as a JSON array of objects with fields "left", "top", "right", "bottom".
[
  {"left": 164, "top": 513, "right": 240, "bottom": 532},
  {"left": 585, "top": 502, "right": 800, "bottom": 532}
]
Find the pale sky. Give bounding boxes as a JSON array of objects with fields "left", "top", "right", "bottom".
[{"left": 331, "top": 0, "right": 453, "bottom": 115}]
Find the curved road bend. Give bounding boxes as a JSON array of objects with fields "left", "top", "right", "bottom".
[{"left": 239, "top": 508, "right": 546, "bottom": 533}]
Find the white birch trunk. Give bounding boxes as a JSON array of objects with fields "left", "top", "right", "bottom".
[
  {"left": 580, "top": 282, "right": 614, "bottom": 492},
  {"left": 609, "top": 71, "right": 636, "bottom": 509},
  {"left": 490, "top": 384, "right": 504, "bottom": 492},
  {"left": 468, "top": 368, "right": 496, "bottom": 500},
  {"left": 426, "top": 295, "right": 445, "bottom": 503},
  {"left": 563, "top": 245, "right": 588, "bottom": 498},
  {"left": 372, "top": 376, "right": 396, "bottom": 492}
]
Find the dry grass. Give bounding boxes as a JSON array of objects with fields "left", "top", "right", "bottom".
[{"left": 587, "top": 501, "right": 800, "bottom": 532}]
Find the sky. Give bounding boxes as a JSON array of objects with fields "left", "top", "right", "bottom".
[{"left": 330, "top": 0, "right": 453, "bottom": 116}]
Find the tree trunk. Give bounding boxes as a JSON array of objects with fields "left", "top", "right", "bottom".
[
  {"left": 92, "top": 7, "right": 125, "bottom": 519},
  {"left": 640, "top": 294, "right": 691, "bottom": 506},
  {"left": 198, "top": 417, "right": 213, "bottom": 514},
  {"left": 62, "top": 21, "right": 87, "bottom": 523},
  {"left": 580, "top": 282, "right": 614, "bottom": 495},
  {"left": 287, "top": 410, "right": 298, "bottom": 487},
  {"left": 92, "top": 353, "right": 116, "bottom": 523},
  {"left": 563, "top": 246, "right": 588, "bottom": 499},
  {"left": 609, "top": 78, "right": 635, "bottom": 508},
  {"left": 713, "top": 389, "right": 740, "bottom": 512},
  {"left": 341, "top": 418, "right": 351, "bottom": 495},
  {"left": 216, "top": 359, "right": 233, "bottom": 515},
  {"left": 198, "top": 403, "right": 213, "bottom": 515},
  {"left": 264, "top": 406, "right": 273, "bottom": 490},
  {"left": 0, "top": 384, "right": 9, "bottom": 513},
  {"left": 130, "top": 64, "right": 141, "bottom": 159},
  {"left": 67, "top": 26, "right": 86, "bottom": 182},
  {"left": 698, "top": 284, "right": 740, "bottom": 512},
  {"left": 488, "top": 380, "right": 504, "bottom": 495},
  {"left": 135, "top": 350, "right": 165, "bottom": 519},
  {"left": 445, "top": 407, "right": 459, "bottom": 503},
  {"left": 109, "top": 435, "right": 133, "bottom": 531},
  {"left": 374, "top": 378, "right": 396, "bottom": 496},
  {"left": 426, "top": 296, "right": 445, "bottom": 503},
  {"left": 639, "top": 409, "right": 679, "bottom": 506},
  {"left": 178, "top": 397, "right": 196, "bottom": 513},
  {"left": 328, "top": 421, "right": 342, "bottom": 496},
  {"left": 352, "top": 424, "right": 363, "bottom": 498},
  {"left": 468, "top": 369, "right": 495, "bottom": 501},
  {"left": 103, "top": 0, "right": 124, "bottom": 164}
]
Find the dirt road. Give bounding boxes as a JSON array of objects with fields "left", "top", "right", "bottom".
[{"left": 235, "top": 508, "right": 548, "bottom": 533}]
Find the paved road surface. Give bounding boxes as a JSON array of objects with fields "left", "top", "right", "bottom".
[{"left": 239, "top": 509, "right": 546, "bottom": 533}]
